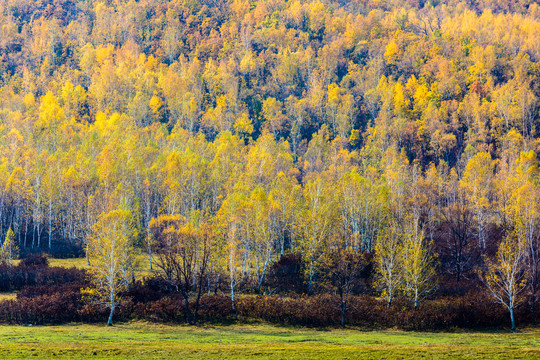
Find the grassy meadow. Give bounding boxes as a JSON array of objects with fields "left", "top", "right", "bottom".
[
  {"left": 0, "top": 322, "right": 537, "bottom": 359},
  {"left": 0, "top": 254, "right": 157, "bottom": 301},
  {"left": 13, "top": 253, "right": 157, "bottom": 276},
  {"left": 0, "top": 292, "right": 16, "bottom": 301}
]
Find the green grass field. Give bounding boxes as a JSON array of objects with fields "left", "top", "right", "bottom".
[
  {"left": 0, "top": 292, "right": 16, "bottom": 301},
  {"left": 15, "top": 253, "right": 158, "bottom": 278},
  {"left": 0, "top": 322, "right": 538, "bottom": 359},
  {"left": 1, "top": 254, "right": 158, "bottom": 301}
]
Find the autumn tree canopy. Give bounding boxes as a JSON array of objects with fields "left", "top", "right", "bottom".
[{"left": 0, "top": 0, "right": 539, "bottom": 328}]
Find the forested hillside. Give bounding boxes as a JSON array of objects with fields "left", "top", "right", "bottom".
[{"left": 0, "top": 0, "right": 539, "bottom": 328}]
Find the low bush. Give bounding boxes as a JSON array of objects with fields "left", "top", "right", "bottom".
[
  {"left": 0, "top": 255, "right": 87, "bottom": 292},
  {"left": 0, "top": 289, "right": 82, "bottom": 324},
  {"left": 0, "top": 256, "right": 533, "bottom": 329},
  {"left": 236, "top": 292, "right": 532, "bottom": 330}
]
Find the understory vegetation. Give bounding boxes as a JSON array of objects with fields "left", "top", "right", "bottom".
[{"left": 0, "top": 254, "right": 534, "bottom": 330}]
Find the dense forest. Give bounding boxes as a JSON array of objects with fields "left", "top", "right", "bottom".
[{"left": 0, "top": 0, "right": 539, "bottom": 329}]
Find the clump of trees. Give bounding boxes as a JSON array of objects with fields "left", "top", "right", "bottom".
[{"left": 0, "top": 229, "right": 18, "bottom": 265}]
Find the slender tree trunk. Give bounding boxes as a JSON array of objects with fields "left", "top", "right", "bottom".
[
  {"left": 183, "top": 294, "right": 192, "bottom": 325},
  {"left": 257, "top": 256, "right": 270, "bottom": 294},
  {"left": 193, "top": 284, "right": 203, "bottom": 325},
  {"left": 341, "top": 299, "right": 347, "bottom": 327},
  {"left": 24, "top": 212, "right": 29, "bottom": 248},
  {"left": 532, "top": 280, "right": 537, "bottom": 325},
  {"left": 193, "top": 258, "right": 208, "bottom": 325},
  {"left": 147, "top": 238, "right": 153, "bottom": 270},
  {"left": 108, "top": 293, "right": 115, "bottom": 326},
  {"left": 280, "top": 231, "right": 285, "bottom": 256},
  {"left": 230, "top": 271, "right": 237, "bottom": 320},
  {"left": 308, "top": 260, "right": 314, "bottom": 295},
  {"left": 214, "top": 273, "right": 220, "bottom": 295},
  {"left": 48, "top": 201, "right": 53, "bottom": 249},
  {"left": 510, "top": 305, "right": 516, "bottom": 331},
  {"left": 531, "top": 259, "right": 538, "bottom": 325}
]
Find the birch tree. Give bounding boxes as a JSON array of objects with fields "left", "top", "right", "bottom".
[
  {"left": 298, "top": 176, "right": 335, "bottom": 294},
  {"left": 461, "top": 151, "right": 494, "bottom": 249},
  {"left": 402, "top": 219, "right": 437, "bottom": 308},
  {"left": 87, "top": 209, "right": 134, "bottom": 326},
  {"left": 374, "top": 218, "right": 403, "bottom": 307},
  {"left": 481, "top": 230, "right": 528, "bottom": 330}
]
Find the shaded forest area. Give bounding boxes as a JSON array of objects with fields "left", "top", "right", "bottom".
[{"left": 0, "top": 0, "right": 539, "bottom": 328}]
